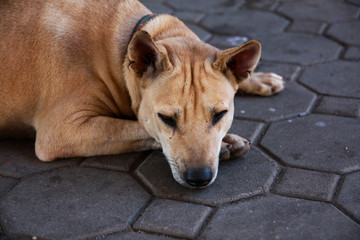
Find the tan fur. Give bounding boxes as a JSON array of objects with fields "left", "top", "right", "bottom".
[{"left": 0, "top": 0, "right": 284, "bottom": 187}]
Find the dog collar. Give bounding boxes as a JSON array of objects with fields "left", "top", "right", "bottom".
[{"left": 129, "top": 14, "right": 158, "bottom": 42}]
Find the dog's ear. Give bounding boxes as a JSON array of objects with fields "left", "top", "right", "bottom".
[
  {"left": 213, "top": 40, "right": 261, "bottom": 83},
  {"left": 127, "top": 30, "right": 171, "bottom": 77}
]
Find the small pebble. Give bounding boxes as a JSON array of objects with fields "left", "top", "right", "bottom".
[
  {"left": 240, "top": 110, "right": 246, "bottom": 114},
  {"left": 268, "top": 107, "right": 276, "bottom": 112},
  {"left": 288, "top": 119, "right": 293, "bottom": 123}
]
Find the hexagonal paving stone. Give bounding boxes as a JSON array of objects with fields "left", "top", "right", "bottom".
[
  {"left": 0, "top": 139, "right": 78, "bottom": 178},
  {"left": 104, "top": 231, "right": 176, "bottom": 240},
  {"left": 261, "top": 115, "right": 360, "bottom": 173},
  {"left": 314, "top": 96, "right": 360, "bottom": 118},
  {"left": 173, "top": 11, "right": 205, "bottom": 23},
  {"left": 208, "top": 35, "right": 250, "bottom": 50},
  {"left": 258, "top": 33, "right": 342, "bottom": 64},
  {"left": 327, "top": 20, "right": 360, "bottom": 45},
  {"left": 1, "top": 236, "right": 28, "bottom": 240},
  {"left": 0, "top": 168, "right": 150, "bottom": 239},
  {"left": 134, "top": 199, "right": 212, "bottom": 238},
  {"left": 243, "top": 0, "right": 277, "bottom": 10},
  {"left": 277, "top": 0, "right": 359, "bottom": 22},
  {"left": 336, "top": 171, "right": 360, "bottom": 221},
  {"left": 346, "top": 0, "right": 360, "bottom": 6},
  {"left": 272, "top": 168, "right": 340, "bottom": 201},
  {"left": 0, "top": 177, "right": 18, "bottom": 198},
  {"left": 300, "top": 61, "right": 360, "bottom": 98},
  {"left": 81, "top": 152, "right": 150, "bottom": 172},
  {"left": 202, "top": 195, "right": 360, "bottom": 240},
  {"left": 344, "top": 46, "right": 360, "bottom": 60},
  {"left": 135, "top": 148, "right": 278, "bottom": 206},
  {"left": 255, "top": 61, "right": 300, "bottom": 81},
  {"left": 234, "top": 82, "right": 316, "bottom": 121},
  {"left": 288, "top": 20, "right": 324, "bottom": 35},
  {"left": 186, "top": 23, "right": 212, "bottom": 42},
  {"left": 229, "top": 119, "right": 264, "bottom": 143},
  {"left": 141, "top": 2, "right": 173, "bottom": 14},
  {"left": 201, "top": 11, "right": 288, "bottom": 37},
  {"left": 167, "top": 0, "right": 245, "bottom": 13}
]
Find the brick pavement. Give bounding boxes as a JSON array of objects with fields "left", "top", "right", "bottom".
[{"left": 1, "top": 0, "right": 359, "bottom": 239}]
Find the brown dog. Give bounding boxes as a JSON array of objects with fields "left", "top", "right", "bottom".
[{"left": 0, "top": 0, "right": 284, "bottom": 187}]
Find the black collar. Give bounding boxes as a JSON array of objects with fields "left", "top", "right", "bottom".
[{"left": 129, "top": 14, "right": 158, "bottom": 42}]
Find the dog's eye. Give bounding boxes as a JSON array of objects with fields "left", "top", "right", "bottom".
[
  {"left": 212, "top": 110, "right": 228, "bottom": 125},
  {"left": 158, "top": 113, "right": 177, "bottom": 128}
]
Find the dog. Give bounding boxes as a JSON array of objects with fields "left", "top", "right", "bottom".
[{"left": 0, "top": 0, "right": 284, "bottom": 188}]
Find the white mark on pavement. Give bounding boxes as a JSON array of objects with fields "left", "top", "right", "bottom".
[
  {"left": 226, "top": 36, "right": 248, "bottom": 46},
  {"left": 316, "top": 121, "right": 326, "bottom": 127}
]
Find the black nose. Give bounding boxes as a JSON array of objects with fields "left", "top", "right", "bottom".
[{"left": 184, "top": 167, "right": 213, "bottom": 187}]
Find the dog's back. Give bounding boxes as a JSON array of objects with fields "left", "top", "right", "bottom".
[{"left": 0, "top": 0, "right": 149, "bottom": 137}]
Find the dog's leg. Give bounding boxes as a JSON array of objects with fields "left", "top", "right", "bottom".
[
  {"left": 219, "top": 134, "right": 251, "bottom": 160},
  {"left": 238, "top": 72, "right": 285, "bottom": 96},
  {"left": 35, "top": 116, "right": 161, "bottom": 161}
]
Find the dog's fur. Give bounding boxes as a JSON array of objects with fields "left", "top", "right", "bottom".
[{"left": 0, "top": 0, "right": 284, "bottom": 187}]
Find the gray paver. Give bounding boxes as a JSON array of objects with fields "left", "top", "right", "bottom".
[
  {"left": 104, "top": 231, "right": 176, "bottom": 240},
  {"left": 201, "top": 11, "right": 288, "bottom": 37},
  {"left": 142, "top": 2, "right": 173, "bottom": 14},
  {"left": 134, "top": 199, "right": 211, "bottom": 238},
  {"left": 0, "top": 177, "right": 18, "bottom": 198},
  {"left": 0, "top": 139, "right": 78, "bottom": 178},
  {"left": 202, "top": 195, "right": 360, "bottom": 240},
  {"left": 0, "top": 168, "right": 150, "bottom": 239},
  {"left": 327, "top": 20, "right": 360, "bottom": 45},
  {"left": 1, "top": 236, "right": 28, "bottom": 240},
  {"left": 288, "top": 21, "right": 324, "bottom": 35},
  {"left": 344, "top": 46, "right": 360, "bottom": 60},
  {"left": 336, "top": 171, "right": 360, "bottom": 221},
  {"left": 243, "top": 0, "right": 277, "bottom": 10},
  {"left": 258, "top": 33, "right": 342, "bottom": 64},
  {"left": 261, "top": 115, "right": 360, "bottom": 173},
  {"left": 208, "top": 35, "right": 250, "bottom": 50},
  {"left": 136, "top": 149, "right": 278, "bottom": 205},
  {"left": 300, "top": 61, "right": 360, "bottom": 98},
  {"left": 314, "top": 97, "right": 360, "bottom": 118},
  {"left": 234, "top": 82, "right": 316, "bottom": 121},
  {"left": 346, "top": 0, "right": 360, "bottom": 6},
  {"left": 272, "top": 168, "right": 340, "bottom": 201},
  {"left": 229, "top": 119, "right": 264, "bottom": 143},
  {"left": 167, "top": 0, "right": 245, "bottom": 13},
  {"left": 186, "top": 23, "right": 212, "bottom": 42},
  {"left": 277, "top": 0, "right": 359, "bottom": 22},
  {"left": 173, "top": 11, "right": 204, "bottom": 23},
  {"left": 256, "top": 61, "right": 300, "bottom": 81},
  {"left": 81, "top": 152, "right": 149, "bottom": 172}
]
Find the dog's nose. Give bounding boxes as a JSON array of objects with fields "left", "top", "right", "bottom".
[{"left": 184, "top": 167, "right": 213, "bottom": 187}]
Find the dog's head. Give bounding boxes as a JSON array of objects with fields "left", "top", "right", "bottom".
[{"left": 124, "top": 29, "right": 260, "bottom": 188}]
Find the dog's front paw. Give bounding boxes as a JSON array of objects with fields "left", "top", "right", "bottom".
[
  {"left": 220, "top": 134, "right": 251, "bottom": 160},
  {"left": 239, "top": 72, "right": 285, "bottom": 96}
]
